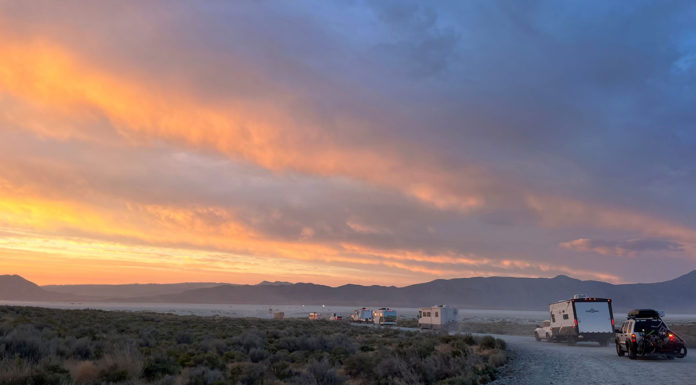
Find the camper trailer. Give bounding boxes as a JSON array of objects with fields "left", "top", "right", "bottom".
[
  {"left": 273, "top": 312, "right": 285, "bottom": 319},
  {"left": 308, "top": 312, "right": 321, "bottom": 320},
  {"left": 329, "top": 313, "right": 343, "bottom": 321},
  {"left": 547, "top": 295, "right": 615, "bottom": 345},
  {"left": 373, "top": 307, "right": 397, "bottom": 326},
  {"left": 418, "top": 305, "right": 458, "bottom": 329},
  {"left": 351, "top": 308, "right": 373, "bottom": 323}
]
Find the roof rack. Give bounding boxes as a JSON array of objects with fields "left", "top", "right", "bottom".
[{"left": 627, "top": 309, "right": 661, "bottom": 319}]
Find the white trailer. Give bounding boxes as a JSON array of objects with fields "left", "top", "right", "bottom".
[
  {"left": 373, "top": 307, "right": 397, "bottom": 326},
  {"left": 548, "top": 295, "right": 615, "bottom": 345},
  {"left": 351, "top": 308, "right": 373, "bottom": 323},
  {"left": 418, "top": 305, "right": 458, "bottom": 329}
]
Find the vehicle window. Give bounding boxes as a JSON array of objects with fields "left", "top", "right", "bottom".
[
  {"left": 544, "top": 321, "right": 550, "bottom": 327},
  {"left": 563, "top": 314, "right": 569, "bottom": 320},
  {"left": 435, "top": 312, "right": 439, "bottom": 317},
  {"left": 551, "top": 314, "right": 556, "bottom": 322},
  {"left": 419, "top": 311, "right": 422, "bottom": 317},
  {"left": 634, "top": 319, "right": 663, "bottom": 332}
]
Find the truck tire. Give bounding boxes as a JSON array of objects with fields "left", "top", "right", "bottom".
[
  {"left": 616, "top": 341, "right": 624, "bottom": 356},
  {"left": 535, "top": 332, "right": 541, "bottom": 342},
  {"left": 628, "top": 343, "right": 637, "bottom": 360},
  {"left": 676, "top": 346, "right": 687, "bottom": 359},
  {"left": 546, "top": 333, "right": 551, "bottom": 342}
]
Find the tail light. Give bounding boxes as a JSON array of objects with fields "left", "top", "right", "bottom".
[
  {"left": 611, "top": 318, "right": 615, "bottom": 327},
  {"left": 668, "top": 332, "right": 675, "bottom": 341},
  {"left": 574, "top": 319, "right": 578, "bottom": 328},
  {"left": 631, "top": 334, "right": 636, "bottom": 343}
]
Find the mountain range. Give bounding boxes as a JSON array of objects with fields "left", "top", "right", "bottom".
[{"left": 1, "top": 271, "right": 696, "bottom": 312}]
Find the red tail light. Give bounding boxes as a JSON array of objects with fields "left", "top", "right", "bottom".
[
  {"left": 668, "top": 333, "right": 675, "bottom": 341},
  {"left": 611, "top": 319, "right": 615, "bottom": 326},
  {"left": 631, "top": 334, "right": 636, "bottom": 343},
  {"left": 574, "top": 319, "right": 578, "bottom": 328}
]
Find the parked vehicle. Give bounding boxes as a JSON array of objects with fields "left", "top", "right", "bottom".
[
  {"left": 546, "top": 295, "right": 615, "bottom": 345},
  {"left": 534, "top": 320, "right": 552, "bottom": 341},
  {"left": 308, "top": 312, "right": 321, "bottom": 320},
  {"left": 373, "top": 307, "right": 397, "bottom": 326},
  {"left": 615, "top": 309, "right": 687, "bottom": 359},
  {"left": 351, "top": 308, "right": 373, "bottom": 323},
  {"left": 329, "top": 313, "right": 343, "bottom": 321},
  {"left": 273, "top": 311, "right": 285, "bottom": 319},
  {"left": 418, "top": 305, "right": 458, "bottom": 329}
]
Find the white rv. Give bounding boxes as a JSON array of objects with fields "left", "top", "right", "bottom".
[
  {"left": 351, "top": 308, "right": 373, "bottom": 323},
  {"left": 547, "top": 295, "right": 615, "bottom": 345},
  {"left": 373, "top": 307, "right": 397, "bottom": 326},
  {"left": 418, "top": 305, "right": 458, "bottom": 329}
]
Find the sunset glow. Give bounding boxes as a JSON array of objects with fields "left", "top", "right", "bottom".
[{"left": 1, "top": 1, "right": 695, "bottom": 286}]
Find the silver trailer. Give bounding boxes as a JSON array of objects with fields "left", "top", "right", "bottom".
[
  {"left": 548, "top": 295, "right": 615, "bottom": 345},
  {"left": 351, "top": 308, "right": 373, "bottom": 323},
  {"left": 418, "top": 305, "right": 458, "bottom": 329},
  {"left": 373, "top": 307, "right": 397, "bottom": 326}
]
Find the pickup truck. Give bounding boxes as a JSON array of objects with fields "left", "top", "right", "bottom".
[{"left": 615, "top": 309, "right": 687, "bottom": 359}]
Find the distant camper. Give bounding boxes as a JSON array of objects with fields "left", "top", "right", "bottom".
[
  {"left": 308, "top": 312, "right": 321, "bottom": 320},
  {"left": 351, "top": 308, "right": 373, "bottom": 323},
  {"left": 273, "top": 312, "right": 285, "bottom": 319},
  {"left": 329, "top": 313, "right": 343, "bottom": 321},
  {"left": 373, "top": 307, "right": 397, "bottom": 326},
  {"left": 418, "top": 305, "right": 458, "bottom": 329}
]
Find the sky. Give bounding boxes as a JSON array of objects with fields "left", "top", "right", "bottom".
[{"left": 1, "top": 0, "right": 695, "bottom": 286}]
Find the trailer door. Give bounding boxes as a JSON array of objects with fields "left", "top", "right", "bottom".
[{"left": 574, "top": 301, "right": 613, "bottom": 333}]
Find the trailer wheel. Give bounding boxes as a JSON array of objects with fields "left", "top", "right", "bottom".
[
  {"left": 535, "top": 332, "right": 541, "bottom": 342},
  {"left": 616, "top": 341, "right": 624, "bottom": 357},
  {"left": 676, "top": 346, "right": 687, "bottom": 359}
]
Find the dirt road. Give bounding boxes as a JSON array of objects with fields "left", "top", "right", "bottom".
[{"left": 491, "top": 335, "right": 694, "bottom": 385}]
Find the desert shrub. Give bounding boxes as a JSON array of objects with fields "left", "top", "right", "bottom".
[
  {"left": 248, "top": 347, "right": 268, "bottom": 363},
  {"left": 488, "top": 350, "right": 507, "bottom": 367},
  {"left": 494, "top": 338, "right": 506, "bottom": 351},
  {"left": 478, "top": 336, "right": 496, "bottom": 350},
  {"left": 0, "top": 306, "right": 506, "bottom": 385},
  {"left": 143, "top": 356, "right": 179, "bottom": 380},
  {"left": 185, "top": 366, "right": 225, "bottom": 385},
  {"left": 461, "top": 334, "right": 476, "bottom": 346},
  {"left": 307, "top": 358, "right": 345, "bottom": 385}
]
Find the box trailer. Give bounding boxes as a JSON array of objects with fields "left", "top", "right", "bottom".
[
  {"left": 548, "top": 295, "right": 615, "bottom": 345},
  {"left": 418, "top": 305, "right": 458, "bottom": 329},
  {"left": 373, "top": 307, "right": 397, "bottom": 326}
]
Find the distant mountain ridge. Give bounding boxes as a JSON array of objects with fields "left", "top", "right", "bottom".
[
  {"left": 43, "top": 282, "right": 226, "bottom": 299},
  {"left": 131, "top": 271, "right": 696, "bottom": 312},
  {"left": 2, "top": 271, "right": 695, "bottom": 312}
]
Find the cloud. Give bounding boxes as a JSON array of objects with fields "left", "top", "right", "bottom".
[
  {"left": 560, "top": 238, "right": 684, "bottom": 257},
  {"left": 0, "top": 1, "right": 696, "bottom": 284}
]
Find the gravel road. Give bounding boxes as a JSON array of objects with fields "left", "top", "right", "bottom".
[{"left": 491, "top": 335, "right": 694, "bottom": 385}]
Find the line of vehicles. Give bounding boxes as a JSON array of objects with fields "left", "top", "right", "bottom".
[
  {"left": 307, "top": 305, "right": 458, "bottom": 328},
  {"left": 533, "top": 294, "right": 688, "bottom": 359}
]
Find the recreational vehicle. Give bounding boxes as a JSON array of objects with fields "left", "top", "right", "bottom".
[
  {"left": 418, "top": 305, "right": 458, "bottom": 329},
  {"left": 308, "top": 312, "right": 321, "bottom": 320},
  {"left": 373, "top": 307, "right": 397, "bottom": 326},
  {"left": 329, "top": 313, "right": 343, "bottom": 321},
  {"left": 273, "top": 312, "right": 285, "bottom": 319},
  {"left": 547, "top": 295, "right": 615, "bottom": 345},
  {"left": 351, "top": 308, "right": 373, "bottom": 323}
]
